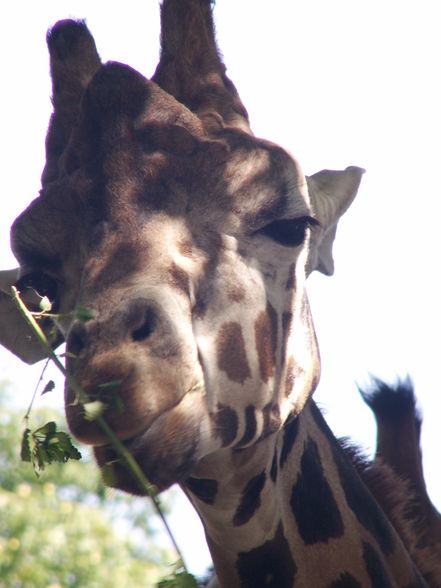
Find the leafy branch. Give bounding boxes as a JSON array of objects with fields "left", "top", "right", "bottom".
[
  {"left": 11, "top": 286, "right": 198, "bottom": 587},
  {"left": 21, "top": 421, "right": 81, "bottom": 475}
]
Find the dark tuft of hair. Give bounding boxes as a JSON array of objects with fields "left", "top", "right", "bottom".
[{"left": 358, "top": 376, "right": 421, "bottom": 423}]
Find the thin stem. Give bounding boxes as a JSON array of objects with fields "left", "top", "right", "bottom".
[
  {"left": 11, "top": 286, "right": 187, "bottom": 570},
  {"left": 24, "top": 358, "right": 50, "bottom": 423}
]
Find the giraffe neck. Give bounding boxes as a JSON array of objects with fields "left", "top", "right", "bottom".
[{"left": 184, "top": 400, "right": 427, "bottom": 588}]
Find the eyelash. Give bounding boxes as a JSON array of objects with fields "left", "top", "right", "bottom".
[{"left": 257, "top": 216, "right": 319, "bottom": 247}]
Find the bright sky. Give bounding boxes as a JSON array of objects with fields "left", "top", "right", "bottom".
[{"left": 1, "top": 0, "right": 440, "bottom": 577}]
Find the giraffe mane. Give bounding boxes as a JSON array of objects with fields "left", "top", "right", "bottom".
[{"left": 341, "top": 438, "right": 441, "bottom": 585}]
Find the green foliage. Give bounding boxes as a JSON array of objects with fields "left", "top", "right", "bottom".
[
  {"left": 21, "top": 421, "right": 81, "bottom": 475},
  {"left": 0, "top": 484, "right": 164, "bottom": 588},
  {"left": 74, "top": 304, "right": 96, "bottom": 323},
  {"left": 157, "top": 565, "right": 199, "bottom": 588},
  {"left": 0, "top": 385, "right": 173, "bottom": 587}
]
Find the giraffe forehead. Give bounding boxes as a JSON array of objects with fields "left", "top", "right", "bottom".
[
  {"left": 11, "top": 62, "right": 309, "bottom": 265},
  {"left": 12, "top": 149, "right": 305, "bottom": 282},
  {"left": 12, "top": 69, "right": 309, "bottom": 260}
]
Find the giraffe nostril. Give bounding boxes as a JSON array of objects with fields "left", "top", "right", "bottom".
[{"left": 132, "top": 309, "right": 156, "bottom": 342}]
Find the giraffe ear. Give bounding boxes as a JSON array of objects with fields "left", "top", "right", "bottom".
[{"left": 306, "top": 166, "right": 364, "bottom": 276}]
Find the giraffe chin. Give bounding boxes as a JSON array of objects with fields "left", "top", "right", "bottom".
[
  {"left": 93, "top": 440, "right": 197, "bottom": 495},
  {"left": 93, "top": 390, "right": 207, "bottom": 494}
]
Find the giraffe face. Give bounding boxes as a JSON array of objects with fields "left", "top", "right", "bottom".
[
  {"left": 10, "top": 61, "right": 324, "bottom": 492},
  {"left": 5, "top": 18, "right": 363, "bottom": 494}
]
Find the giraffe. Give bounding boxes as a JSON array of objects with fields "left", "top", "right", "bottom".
[{"left": 0, "top": 2, "right": 438, "bottom": 586}]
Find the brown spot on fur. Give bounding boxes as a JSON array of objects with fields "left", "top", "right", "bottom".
[
  {"left": 285, "top": 356, "right": 304, "bottom": 397},
  {"left": 216, "top": 322, "right": 251, "bottom": 383},
  {"left": 227, "top": 282, "right": 246, "bottom": 303},
  {"left": 236, "top": 522, "right": 297, "bottom": 587},
  {"left": 178, "top": 238, "right": 195, "bottom": 258},
  {"left": 285, "top": 263, "right": 296, "bottom": 290},
  {"left": 168, "top": 262, "right": 190, "bottom": 294},
  {"left": 185, "top": 476, "right": 218, "bottom": 505},
  {"left": 233, "top": 470, "right": 266, "bottom": 526},
  {"left": 262, "top": 402, "right": 282, "bottom": 438},
  {"left": 212, "top": 403, "right": 239, "bottom": 447},
  {"left": 254, "top": 302, "right": 278, "bottom": 383}
]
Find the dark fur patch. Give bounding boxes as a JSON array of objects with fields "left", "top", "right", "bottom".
[
  {"left": 290, "top": 436, "right": 344, "bottom": 544},
  {"left": 254, "top": 302, "right": 278, "bottom": 383},
  {"left": 227, "top": 282, "right": 246, "bottom": 303},
  {"left": 281, "top": 309, "right": 293, "bottom": 352},
  {"left": 285, "top": 263, "right": 296, "bottom": 290},
  {"left": 212, "top": 403, "right": 239, "bottom": 447},
  {"left": 185, "top": 476, "right": 218, "bottom": 505},
  {"left": 279, "top": 416, "right": 299, "bottom": 469},
  {"left": 233, "top": 471, "right": 266, "bottom": 527},
  {"left": 359, "top": 377, "right": 417, "bottom": 423},
  {"left": 177, "top": 238, "right": 195, "bottom": 258},
  {"left": 362, "top": 541, "right": 393, "bottom": 588},
  {"left": 216, "top": 322, "right": 251, "bottom": 383},
  {"left": 328, "top": 572, "right": 362, "bottom": 588},
  {"left": 168, "top": 262, "right": 190, "bottom": 294},
  {"left": 335, "top": 449, "right": 396, "bottom": 554},
  {"left": 270, "top": 448, "right": 278, "bottom": 483},
  {"left": 309, "top": 402, "right": 396, "bottom": 554},
  {"left": 237, "top": 405, "right": 257, "bottom": 447},
  {"left": 261, "top": 402, "right": 281, "bottom": 439},
  {"left": 236, "top": 522, "right": 297, "bottom": 588},
  {"left": 404, "top": 573, "right": 430, "bottom": 588}
]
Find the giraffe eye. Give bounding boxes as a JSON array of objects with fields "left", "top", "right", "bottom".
[
  {"left": 15, "top": 271, "right": 59, "bottom": 305},
  {"left": 258, "top": 216, "right": 319, "bottom": 247}
]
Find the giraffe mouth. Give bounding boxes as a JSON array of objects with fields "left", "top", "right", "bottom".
[
  {"left": 94, "top": 433, "right": 198, "bottom": 494},
  {"left": 92, "top": 384, "right": 206, "bottom": 494}
]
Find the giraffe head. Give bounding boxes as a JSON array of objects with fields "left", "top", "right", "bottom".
[{"left": 1, "top": 3, "right": 363, "bottom": 493}]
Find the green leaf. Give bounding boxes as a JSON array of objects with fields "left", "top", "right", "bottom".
[
  {"left": 20, "top": 421, "right": 81, "bottom": 475},
  {"left": 75, "top": 305, "right": 96, "bottom": 323},
  {"left": 97, "top": 380, "right": 122, "bottom": 391},
  {"left": 157, "top": 565, "right": 199, "bottom": 588},
  {"left": 110, "top": 393, "right": 125, "bottom": 413},
  {"left": 41, "top": 380, "right": 56, "bottom": 395},
  {"left": 49, "top": 432, "right": 82, "bottom": 461},
  {"left": 20, "top": 429, "right": 32, "bottom": 462},
  {"left": 34, "top": 421, "right": 57, "bottom": 437},
  {"left": 39, "top": 296, "right": 52, "bottom": 312}
]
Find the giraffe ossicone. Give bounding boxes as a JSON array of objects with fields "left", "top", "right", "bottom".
[{"left": 0, "top": 2, "right": 439, "bottom": 586}]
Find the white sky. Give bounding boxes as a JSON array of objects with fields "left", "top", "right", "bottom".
[{"left": 1, "top": 0, "right": 440, "bottom": 577}]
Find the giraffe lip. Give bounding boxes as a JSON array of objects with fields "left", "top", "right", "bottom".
[
  {"left": 93, "top": 386, "right": 205, "bottom": 492},
  {"left": 87, "top": 378, "right": 202, "bottom": 448}
]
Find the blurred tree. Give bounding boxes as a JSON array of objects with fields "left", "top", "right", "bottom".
[{"left": 0, "top": 382, "right": 175, "bottom": 587}]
